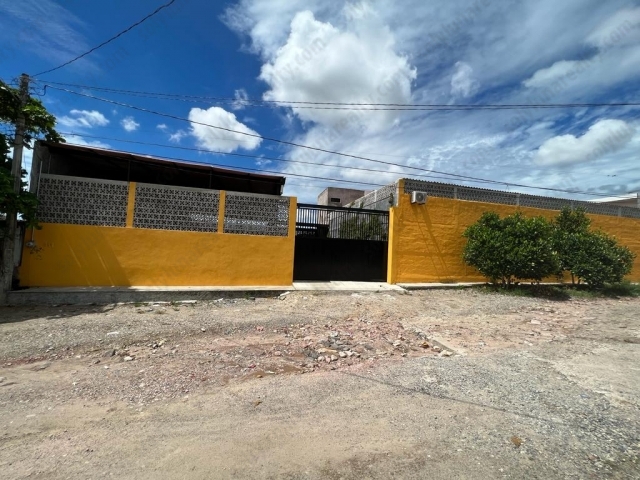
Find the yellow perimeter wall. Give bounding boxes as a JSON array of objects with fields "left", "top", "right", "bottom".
[
  {"left": 19, "top": 196, "right": 297, "bottom": 288},
  {"left": 388, "top": 183, "right": 640, "bottom": 284}
]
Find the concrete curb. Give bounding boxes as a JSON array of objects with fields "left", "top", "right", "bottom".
[
  {"left": 6, "top": 288, "right": 291, "bottom": 306},
  {"left": 399, "top": 283, "right": 484, "bottom": 290},
  {"left": 5, "top": 282, "right": 405, "bottom": 306}
]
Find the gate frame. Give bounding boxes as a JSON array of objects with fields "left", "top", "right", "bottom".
[{"left": 294, "top": 203, "right": 390, "bottom": 282}]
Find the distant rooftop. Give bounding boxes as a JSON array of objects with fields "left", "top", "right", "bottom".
[{"left": 590, "top": 192, "right": 639, "bottom": 205}]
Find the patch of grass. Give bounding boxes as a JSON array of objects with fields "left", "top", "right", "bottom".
[
  {"left": 473, "top": 281, "right": 640, "bottom": 300},
  {"left": 475, "top": 284, "right": 571, "bottom": 301},
  {"left": 597, "top": 281, "right": 640, "bottom": 298},
  {"left": 556, "top": 282, "right": 639, "bottom": 299}
]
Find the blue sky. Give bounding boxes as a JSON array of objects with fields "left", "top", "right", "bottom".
[{"left": 1, "top": 0, "right": 639, "bottom": 202}]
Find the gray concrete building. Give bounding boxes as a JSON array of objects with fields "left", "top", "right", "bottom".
[{"left": 317, "top": 187, "right": 368, "bottom": 207}]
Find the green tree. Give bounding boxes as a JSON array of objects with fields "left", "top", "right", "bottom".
[
  {"left": 552, "top": 207, "right": 591, "bottom": 284},
  {"left": 337, "top": 214, "right": 387, "bottom": 240},
  {"left": 552, "top": 207, "right": 635, "bottom": 287},
  {"left": 462, "top": 211, "right": 559, "bottom": 286},
  {"left": 1, "top": 79, "right": 64, "bottom": 228}
]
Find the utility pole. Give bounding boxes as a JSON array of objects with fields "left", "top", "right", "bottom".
[{"left": 1, "top": 73, "right": 29, "bottom": 304}]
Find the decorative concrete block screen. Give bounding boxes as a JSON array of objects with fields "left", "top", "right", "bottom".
[
  {"left": 224, "top": 192, "right": 290, "bottom": 236},
  {"left": 37, "top": 174, "right": 128, "bottom": 226},
  {"left": 133, "top": 183, "right": 220, "bottom": 232},
  {"left": 403, "top": 179, "right": 640, "bottom": 219},
  {"left": 346, "top": 183, "right": 398, "bottom": 211}
]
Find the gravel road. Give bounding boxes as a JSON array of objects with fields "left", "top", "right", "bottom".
[{"left": 0, "top": 289, "right": 639, "bottom": 479}]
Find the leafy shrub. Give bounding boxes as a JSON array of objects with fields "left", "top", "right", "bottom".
[
  {"left": 552, "top": 208, "right": 635, "bottom": 288},
  {"left": 462, "top": 212, "right": 559, "bottom": 286},
  {"left": 566, "top": 230, "right": 635, "bottom": 288}
]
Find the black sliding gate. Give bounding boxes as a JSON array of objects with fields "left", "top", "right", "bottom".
[{"left": 294, "top": 203, "right": 389, "bottom": 282}]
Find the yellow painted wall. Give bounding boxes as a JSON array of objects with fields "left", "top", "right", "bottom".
[
  {"left": 19, "top": 196, "right": 297, "bottom": 287},
  {"left": 388, "top": 188, "right": 640, "bottom": 284}
]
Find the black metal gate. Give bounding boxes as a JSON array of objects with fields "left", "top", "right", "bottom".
[{"left": 294, "top": 203, "right": 389, "bottom": 282}]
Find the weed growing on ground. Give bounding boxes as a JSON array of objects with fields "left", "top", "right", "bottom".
[{"left": 475, "top": 281, "right": 639, "bottom": 301}]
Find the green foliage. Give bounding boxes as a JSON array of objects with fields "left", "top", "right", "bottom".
[
  {"left": 552, "top": 207, "right": 591, "bottom": 284},
  {"left": 463, "top": 208, "right": 636, "bottom": 289},
  {"left": 0, "top": 79, "right": 64, "bottom": 228},
  {"left": 552, "top": 207, "right": 636, "bottom": 288},
  {"left": 462, "top": 211, "right": 559, "bottom": 286},
  {"left": 564, "top": 230, "right": 635, "bottom": 288},
  {"left": 474, "top": 282, "right": 639, "bottom": 300},
  {"left": 338, "top": 214, "right": 387, "bottom": 240},
  {"left": 554, "top": 206, "right": 591, "bottom": 234},
  {"left": 600, "top": 281, "right": 640, "bottom": 298}
]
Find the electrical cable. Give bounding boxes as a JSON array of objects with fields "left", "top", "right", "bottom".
[
  {"left": 58, "top": 132, "right": 635, "bottom": 200},
  {"left": 32, "top": 0, "right": 178, "bottom": 77},
  {"left": 47, "top": 85, "right": 637, "bottom": 199},
  {"left": 34, "top": 80, "right": 640, "bottom": 110},
  {"left": 58, "top": 131, "right": 517, "bottom": 187},
  {"left": 62, "top": 141, "right": 389, "bottom": 188}
]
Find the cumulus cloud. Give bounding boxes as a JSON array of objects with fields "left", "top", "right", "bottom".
[
  {"left": 258, "top": 10, "right": 416, "bottom": 132},
  {"left": 534, "top": 119, "right": 635, "bottom": 166},
  {"left": 57, "top": 110, "right": 109, "bottom": 129},
  {"left": 156, "top": 123, "right": 168, "bottom": 131},
  {"left": 450, "top": 61, "right": 479, "bottom": 98},
  {"left": 223, "top": 1, "right": 640, "bottom": 201},
  {"left": 121, "top": 116, "right": 140, "bottom": 132},
  {"left": 189, "top": 107, "right": 262, "bottom": 152}
]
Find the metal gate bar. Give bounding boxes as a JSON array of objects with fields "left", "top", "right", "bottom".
[
  {"left": 294, "top": 204, "right": 389, "bottom": 281},
  {"left": 296, "top": 203, "right": 389, "bottom": 240}
]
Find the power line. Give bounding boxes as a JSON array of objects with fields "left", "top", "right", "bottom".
[
  {"left": 57, "top": 131, "right": 517, "bottom": 187},
  {"left": 48, "top": 86, "right": 633, "bottom": 199},
  {"left": 48, "top": 85, "right": 502, "bottom": 184},
  {"left": 32, "top": 0, "right": 178, "bottom": 77},
  {"left": 59, "top": 132, "right": 634, "bottom": 200},
  {"left": 61, "top": 141, "right": 388, "bottom": 189},
  {"left": 35, "top": 80, "right": 640, "bottom": 110}
]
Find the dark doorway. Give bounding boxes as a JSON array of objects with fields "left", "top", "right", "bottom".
[{"left": 293, "top": 204, "right": 389, "bottom": 282}]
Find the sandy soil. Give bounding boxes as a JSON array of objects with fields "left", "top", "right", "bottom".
[{"left": 1, "top": 289, "right": 639, "bottom": 479}]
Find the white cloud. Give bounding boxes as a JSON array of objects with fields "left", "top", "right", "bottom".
[
  {"left": 534, "top": 119, "right": 635, "bottom": 166},
  {"left": 157, "top": 124, "right": 168, "bottom": 131},
  {"left": 62, "top": 135, "right": 111, "bottom": 149},
  {"left": 586, "top": 7, "right": 640, "bottom": 49},
  {"left": 121, "top": 117, "right": 140, "bottom": 132},
  {"left": 523, "top": 59, "right": 584, "bottom": 89},
  {"left": 232, "top": 89, "right": 250, "bottom": 110},
  {"left": 169, "top": 130, "right": 188, "bottom": 143},
  {"left": 523, "top": 7, "right": 640, "bottom": 92},
  {"left": 188, "top": 107, "right": 262, "bottom": 152},
  {"left": 258, "top": 10, "right": 416, "bottom": 133},
  {"left": 450, "top": 61, "right": 479, "bottom": 98},
  {"left": 0, "top": 0, "right": 97, "bottom": 72},
  {"left": 57, "top": 110, "right": 109, "bottom": 129},
  {"left": 224, "top": 1, "right": 640, "bottom": 202}
]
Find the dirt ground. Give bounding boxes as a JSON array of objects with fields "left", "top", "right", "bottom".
[{"left": 1, "top": 289, "right": 639, "bottom": 479}]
